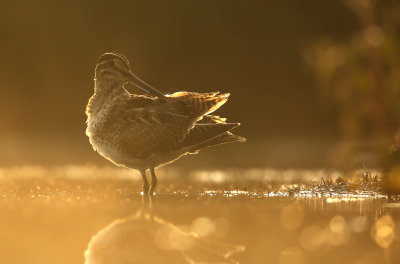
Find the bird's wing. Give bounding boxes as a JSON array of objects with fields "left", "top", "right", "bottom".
[
  {"left": 162, "top": 91, "right": 231, "bottom": 141},
  {"left": 166, "top": 91, "right": 230, "bottom": 119},
  {"left": 179, "top": 121, "right": 240, "bottom": 148},
  {"left": 122, "top": 92, "right": 230, "bottom": 155}
]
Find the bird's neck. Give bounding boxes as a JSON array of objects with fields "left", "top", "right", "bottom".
[
  {"left": 94, "top": 74, "right": 123, "bottom": 92},
  {"left": 86, "top": 76, "right": 125, "bottom": 116}
]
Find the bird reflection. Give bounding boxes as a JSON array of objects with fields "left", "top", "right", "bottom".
[{"left": 84, "top": 196, "right": 244, "bottom": 264}]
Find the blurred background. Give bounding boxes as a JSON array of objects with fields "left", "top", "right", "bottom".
[
  {"left": 1, "top": 0, "right": 400, "bottom": 169},
  {"left": 2, "top": 2, "right": 400, "bottom": 264}
]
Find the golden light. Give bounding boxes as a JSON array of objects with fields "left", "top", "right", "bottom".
[
  {"left": 279, "top": 247, "right": 304, "bottom": 264},
  {"left": 328, "top": 215, "right": 350, "bottom": 245},
  {"left": 371, "top": 215, "right": 395, "bottom": 248},
  {"left": 213, "top": 217, "right": 230, "bottom": 237},
  {"left": 191, "top": 217, "right": 215, "bottom": 237},
  {"left": 349, "top": 216, "right": 369, "bottom": 233},
  {"left": 394, "top": 221, "right": 400, "bottom": 241},
  {"left": 329, "top": 215, "right": 346, "bottom": 233},
  {"left": 280, "top": 204, "right": 305, "bottom": 230},
  {"left": 154, "top": 224, "right": 194, "bottom": 251},
  {"left": 299, "top": 225, "right": 325, "bottom": 251}
]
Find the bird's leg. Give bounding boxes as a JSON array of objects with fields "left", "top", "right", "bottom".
[
  {"left": 140, "top": 169, "right": 149, "bottom": 195},
  {"left": 149, "top": 167, "right": 158, "bottom": 196},
  {"left": 140, "top": 193, "right": 152, "bottom": 217}
]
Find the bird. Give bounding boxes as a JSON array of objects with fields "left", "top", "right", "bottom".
[
  {"left": 84, "top": 211, "right": 244, "bottom": 264},
  {"left": 85, "top": 52, "right": 245, "bottom": 195}
]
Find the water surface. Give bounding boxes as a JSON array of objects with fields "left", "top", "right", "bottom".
[{"left": 0, "top": 166, "right": 399, "bottom": 264}]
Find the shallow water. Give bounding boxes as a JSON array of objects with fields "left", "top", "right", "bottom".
[{"left": 0, "top": 166, "right": 399, "bottom": 264}]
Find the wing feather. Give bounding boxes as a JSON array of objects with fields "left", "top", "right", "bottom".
[
  {"left": 122, "top": 92, "right": 233, "bottom": 157},
  {"left": 180, "top": 122, "right": 240, "bottom": 148}
]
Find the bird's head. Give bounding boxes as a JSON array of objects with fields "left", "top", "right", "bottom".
[
  {"left": 95, "top": 52, "right": 164, "bottom": 97},
  {"left": 95, "top": 53, "right": 133, "bottom": 83}
]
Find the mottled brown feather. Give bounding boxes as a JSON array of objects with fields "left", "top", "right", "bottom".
[{"left": 86, "top": 54, "right": 245, "bottom": 170}]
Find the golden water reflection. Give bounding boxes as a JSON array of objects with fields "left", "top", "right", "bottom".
[
  {"left": 0, "top": 166, "right": 399, "bottom": 264},
  {"left": 84, "top": 200, "right": 244, "bottom": 264}
]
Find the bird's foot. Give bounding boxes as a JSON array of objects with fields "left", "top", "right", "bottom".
[
  {"left": 148, "top": 187, "right": 155, "bottom": 196},
  {"left": 148, "top": 181, "right": 157, "bottom": 196}
]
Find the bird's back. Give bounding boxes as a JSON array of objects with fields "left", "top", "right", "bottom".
[{"left": 86, "top": 87, "right": 244, "bottom": 168}]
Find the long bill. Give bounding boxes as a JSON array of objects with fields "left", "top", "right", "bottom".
[{"left": 124, "top": 71, "right": 165, "bottom": 98}]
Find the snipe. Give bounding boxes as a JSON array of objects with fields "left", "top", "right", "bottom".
[{"left": 86, "top": 53, "right": 245, "bottom": 195}]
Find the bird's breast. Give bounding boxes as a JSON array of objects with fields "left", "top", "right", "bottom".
[{"left": 86, "top": 115, "right": 146, "bottom": 169}]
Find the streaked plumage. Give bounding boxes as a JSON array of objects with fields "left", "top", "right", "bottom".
[{"left": 86, "top": 53, "right": 245, "bottom": 195}]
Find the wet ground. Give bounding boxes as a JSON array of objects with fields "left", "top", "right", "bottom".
[{"left": 0, "top": 166, "right": 399, "bottom": 264}]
